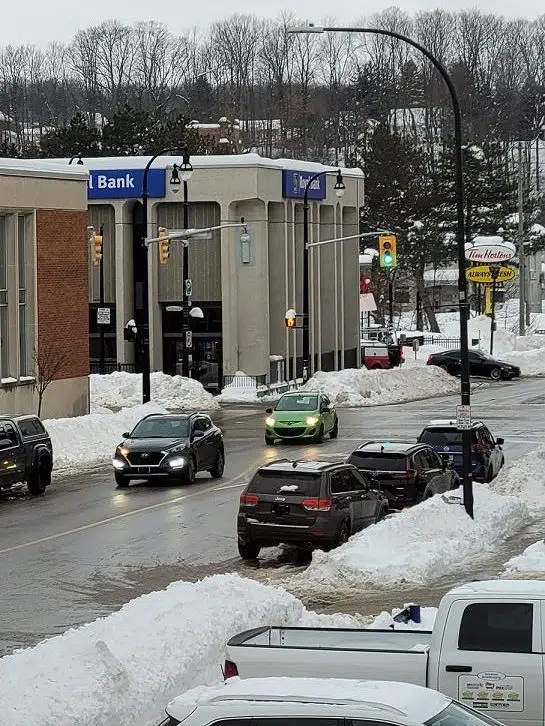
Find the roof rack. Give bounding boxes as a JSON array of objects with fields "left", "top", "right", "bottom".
[
  {"left": 206, "top": 693, "right": 403, "bottom": 714},
  {"left": 357, "top": 438, "right": 416, "bottom": 448}
]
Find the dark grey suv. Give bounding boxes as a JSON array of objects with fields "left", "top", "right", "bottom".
[{"left": 237, "top": 459, "right": 388, "bottom": 560}]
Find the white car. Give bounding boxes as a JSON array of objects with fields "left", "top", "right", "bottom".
[{"left": 157, "top": 676, "right": 504, "bottom": 726}]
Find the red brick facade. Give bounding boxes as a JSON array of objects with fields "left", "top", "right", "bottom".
[{"left": 36, "top": 209, "right": 89, "bottom": 380}]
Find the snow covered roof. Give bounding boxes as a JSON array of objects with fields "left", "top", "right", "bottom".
[
  {"left": 450, "top": 580, "right": 545, "bottom": 597},
  {"left": 423, "top": 268, "right": 458, "bottom": 283},
  {"left": 36, "top": 153, "right": 364, "bottom": 178},
  {"left": 0, "top": 156, "right": 88, "bottom": 181}
]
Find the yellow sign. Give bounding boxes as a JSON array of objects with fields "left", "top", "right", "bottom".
[{"left": 466, "top": 265, "right": 517, "bottom": 284}]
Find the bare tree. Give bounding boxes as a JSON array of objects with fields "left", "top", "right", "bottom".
[{"left": 32, "top": 344, "right": 67, "bottom": 418}]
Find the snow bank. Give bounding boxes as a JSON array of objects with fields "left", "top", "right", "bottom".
[
  {"left": 217, "top": 370, "right": 273, "bottom": 404},
  {"left": 45, "top": 402, "right": 168, "bottom": 470},
  {"left": 90, "top": 371, "right": 219, "bottom": 411},
  {"left": 491, "top": 445, "right": 545, "bottom": 510},
  {"left": 301, "top": 363, "right": 459, "bottom": 407},
  {"left": 503, "top": 540, "right": 545, "bottom": 575},
  {"left": 0, "top": 574, "right": 361, "bottom": 726},
  {"left": 287, "top": 486, "right": 528, "bottom": 594}
]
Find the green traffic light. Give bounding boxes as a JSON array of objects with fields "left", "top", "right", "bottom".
[{"left": 383, "top": 252, "right": 393, "bottom": 267}]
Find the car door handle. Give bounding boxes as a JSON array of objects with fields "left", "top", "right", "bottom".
[{"left": 445, "top": 665, "right": 472, "bottom": 672}]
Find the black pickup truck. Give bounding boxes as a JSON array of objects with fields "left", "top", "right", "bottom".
[{"left": 0, "top": 415, "right": 53, "bottom": 496}]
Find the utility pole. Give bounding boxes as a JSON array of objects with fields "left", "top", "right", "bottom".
[{"left": 518, "top": 141, "right": 526, "bottom": 336}]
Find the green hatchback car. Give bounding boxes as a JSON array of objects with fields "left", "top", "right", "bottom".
[{"left": 264, "top": 392, "right": 338, "bottom": 445}]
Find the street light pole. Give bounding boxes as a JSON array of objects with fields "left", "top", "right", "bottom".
[
  {"left": 141, "top": 146, "right": 191, "bottom": 403},
  {"left": 179, "top": 149, "right": 194, "bottom": 378},
  {"left": 302, "top": 169, "right": 345, "bottom": 382},
  {"left": 99, "top": 224, "right": 105, "bottom": 375},
  {"left": 292, "top": 24, "right": 473, "bottom": 518}
]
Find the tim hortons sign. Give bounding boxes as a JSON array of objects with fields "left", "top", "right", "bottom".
[{"left": 465, "top": 237, "right": 516, "bottom": 263}]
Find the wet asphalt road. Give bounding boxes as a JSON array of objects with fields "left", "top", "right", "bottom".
[{"left": 1, "top": 378, "right": 545, "bottom": 655}]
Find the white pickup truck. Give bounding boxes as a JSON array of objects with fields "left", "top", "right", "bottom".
[{"left": 225, "top": 580, "right": 545, "bottom": 726}]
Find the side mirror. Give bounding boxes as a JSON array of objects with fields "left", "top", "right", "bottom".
[
  {"left": 122, "top": 432, "right": 130, "bottom": 439},
  {"left": 265, "top": 408, "right": 273, "bottom": 414},
  {"left": 496, "top": 437, "right": 504, "bottom": 446},
  {"left": 192, "top": 429, "right": 204, "bottom": 439}
]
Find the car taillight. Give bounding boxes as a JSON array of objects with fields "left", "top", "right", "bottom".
[
  {"left": 427, "top": 355, "right": 436, "bottom": 363},
  {"left": 240, "top": 493, "right": 259, "bottom": 506},
  {"left": 472, "top": 443, "right": 487, "bottom": 453},
  {"left": 302, "top": 497, "right": 332, "bottom": 511},
  {"left": 391, "top": 468, "right": 417, "bottom": 479},
  {"left": 223, "top": 660, "right": 239, "bottom": 679}
]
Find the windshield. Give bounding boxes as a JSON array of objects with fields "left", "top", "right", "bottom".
[
  {"left": 426, "top": 701, "right": 504, "bottom": 726},
  {"left": 275, "top": 394, "right": 319, "bottom": 412},
  {"left": 130, "top": 417, "right": 189, "bottom": 438},
  {"left": 420, "top": 428, "right": 478, "bottom": 447},
  {"left": 248, "top": 471, "right": 322, "bottom": 497},
  {"left": 348, "top": 452, "right": 407, "bottom": 471}
]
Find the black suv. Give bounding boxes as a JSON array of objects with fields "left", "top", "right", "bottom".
[
  {"left": 417, "top": 419, "right": 504, "bottom": 482},
  {"left": 237, "top": 459, "right": 388, "bottom": 559},
  {"left": 346, "top": 440, "right": 459, "bottom": 508},
  {"left": 112, "top": 413, "right": 224, "bottom": 488},
  {"left": 427, "top": 349, "right": 520, "bottom": 380},
  {"left": 0, "top": 415, "right": 53, "bottom": 496}
]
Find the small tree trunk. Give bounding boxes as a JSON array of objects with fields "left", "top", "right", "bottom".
[{"left": 416, "top": 274, "right": 440, "bottom": 332}]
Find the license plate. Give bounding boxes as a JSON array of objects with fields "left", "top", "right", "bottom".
[
  {"left": 138, "top": 466, "right": 151, "bottom": 474},
  {"left": 271, "top": 503, "right": 290, "bottom": 516}
]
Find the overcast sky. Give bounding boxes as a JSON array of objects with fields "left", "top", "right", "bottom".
[{"left": 4, "top": 0, "right": 544, "bottom": 46}]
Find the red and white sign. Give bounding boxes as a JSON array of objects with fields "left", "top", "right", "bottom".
[{"left": 465, "top": 236, "right": 516, "bottom": 263}]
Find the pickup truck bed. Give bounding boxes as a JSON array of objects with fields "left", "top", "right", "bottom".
[{"left": 226, "top": 627, "right": 432, "bottom": 686}]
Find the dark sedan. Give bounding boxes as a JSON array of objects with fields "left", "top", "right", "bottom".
[
  {"left": 427, "top": 349, "right": 520, "bottom": 381},
  {"left": 112, "top": 413, "right": 225, "bottom": 488}
]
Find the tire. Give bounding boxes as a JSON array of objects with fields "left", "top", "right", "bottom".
[
  {"left": 335, "top": 521, "right": 350, "bottom": 548},
  {"left": 313, "top": 425, "right": 325, "bottom": 444},
  {"left": 115, "top": 472, "right": 129, "bottom": 488},
  {"left": 440, "top": 364, "right": 450, "bottom": 373},
  {"left": 27, "top": 457, "right": 51, "bottom": 496},
  {"left": 486, "top": 465, "right": 494, "bottom": 483},
  {"left": 375, "top": 507, "right": 388, "bottom": 524},
  {"left": 417, "top": 488, "right": 433, "bottom": 504},
  {"left": 238, "top": 539, "right": 260, "bottom": 560},
  {"left": 184, "top": 456, "right": 197, "bottom": 485},
  {"left": 265, "top": 435, "right": 275, "bottom": 445},
  {"left": 329, "top": 417, "right": 339, "bottom": 439},
  {"left": 452, "top": 475, "right": 461, "bottom": 489},
  {"left": 490, "top": 367, "right": 502, "bottom": 381},
  {"left": 209, "top": 449, "right": 225, "bottom": 479}
]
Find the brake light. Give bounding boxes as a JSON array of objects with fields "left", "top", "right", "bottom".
[
  {"left": 472, "top": 443, "right": 487, "bottom": 453},
  {"left": 240, "top": 493, "right": 259, "bottom": 506},
  {"left": 302, "top": 497, "right": 332, "bottom": 511},
  {"left": 391, "top": 469, "right": 417, "bottom": 479},
  {"left": 427, "top": 355, "right": 436, "bottom": 362},
  {"left": 223, "top": 660, "right": 239, "bottom": 679}
]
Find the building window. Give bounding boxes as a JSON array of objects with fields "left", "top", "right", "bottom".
[
  {"left": 18, "top": 215, "right": 28, "bottom": 375},
  {"left": 0, "top": 217, "right": 8, "bottom": 378}
]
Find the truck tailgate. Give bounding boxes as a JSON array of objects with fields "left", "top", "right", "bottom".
[{"left": 226, "top": 626, "right": 430, "bottom": 686}]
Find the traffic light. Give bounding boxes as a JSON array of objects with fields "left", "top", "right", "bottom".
[
  {"left": 91, "top": 233, "right": 103, "bottom": 266},
  {"left": 379, "top": 235, "right": 397, "bottom": 268},
  {"left": 158, "top": 227, "right": 170, "bottom": 265}
]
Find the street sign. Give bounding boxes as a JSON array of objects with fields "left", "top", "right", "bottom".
[
  {"left": 465, "top": 237, "right": 516, "bottom": 263},
  {"left": 456, "top": 405, "right": 471, "bottom": 430},
  {"left": 185, "top": 330, "right": 193, "bottom": 348},
  {"left": 97, "top": 307, "right": 110, "bottom": 325},
  {"left": 184, "top": 279, "right": 192, "bottom": 297},
  {"left": 466, "top": 265, "right": 517, "bottom": 284}
]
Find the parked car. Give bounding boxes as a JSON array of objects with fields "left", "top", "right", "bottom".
[
  {"left": 0, "top": 415, "right": 53, "bottom": 496},
  {"left": 112, "top": 413, "right": 224, "bottom": 488},
  {"left": 361, "top": 340, "right": 404, "bottom": 369},
  {"left": 346, "top": 440, "right": 459, "bottom": 507},
  {"left": 427, "top": 349, "right": 520, "bottom": 380},
  {"left": 264, "top": 392, "right": 338, "bottom": 444},
  {"left": 157, "top": 676, "right": 505, "bottom": 726},
  {"left": 224, "top": 579, "right": 541, "bottom": 726},
  {"left": 237, "top": 459, "right": 388, "bottom": 559},
  {"left": 418, "top": 419, "right": 504, "bottom": 482}
]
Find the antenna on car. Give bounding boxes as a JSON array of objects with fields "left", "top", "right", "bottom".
[
  {"left": 292, "top": 460, "right": 300, "bottom": 468},
  {"left": 381, "top": 444, "right": 385, "bottom": 452}
]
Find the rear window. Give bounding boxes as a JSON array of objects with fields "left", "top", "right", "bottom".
[
  {"left": 348, "top": 452, "right": 407, "bottom": 471},
  {"left": 420, "top": 428, "right": 477, "bottom": 446},
  {"left": 248, "top": 471, "right": 322, "bottom": 497}
]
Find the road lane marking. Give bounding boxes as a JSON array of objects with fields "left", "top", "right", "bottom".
[{"left": 0, "top": 459, "right": 263, "bottom": 557}]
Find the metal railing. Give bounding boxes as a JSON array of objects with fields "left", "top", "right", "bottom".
[
  {"left": 422, "top": 336, "right": 461, "bottom": 348},
  {"left": 90, "top": 362, "right": 137, "bottom": 375},
  {"left": 222, "top": 373, "right": 268, "bottom": 388}
]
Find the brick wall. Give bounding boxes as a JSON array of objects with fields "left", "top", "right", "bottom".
[{"left": 36, "top": 209, "right": 89, "bottom": 380}]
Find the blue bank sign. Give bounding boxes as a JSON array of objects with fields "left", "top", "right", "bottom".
[
  {"left": 88, "top": 168, "right": 166, "bottom": 200},
  {"left": 282, "top": 169, "right": 327, "bottom": 200}
]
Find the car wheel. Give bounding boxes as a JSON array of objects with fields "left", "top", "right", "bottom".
[
  {"left": 329, "top": 417, "right": 339, "bottom": 439},
  {"left": 486, "top": 465, "right": 494, "bottom": 483},
  {"left": 417, "top": 487, "right": 433, "bottom": 503},
  {"left": 27, "top": 458, "right": 51, "bottom": 496},
  {"left": 265, "top": 435, "right": 275, "bottom": 445},
  {"left": 184, "top": 456, "right": 197, "bottom": 485},
  {"left": 114, "top": 472, "right": 129, "bottom": 489},
  {"left": 313, "top": 425, "right": 325, "bottom": 444},
  {"left": 335, "top": 521, "right": 350, "bottom": 548},
  {"left": 440, "top": 364, "right": 450, "bottom": 374},
  {"left": 490, "top": 367, "right": 502, "bottom": 381},
  {"left": 209, "top": 449, "right": 225, "bottom": 479},
  {"left": 238, "top": 539, "right": 260, "bottom": 560},
  {"left": 452, "top": 475, "right": 461, "bottom": 489}
]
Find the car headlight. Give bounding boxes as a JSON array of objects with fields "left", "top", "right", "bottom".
[
  {"left": 265, "top": 417, "right": 275, "bottom": 427},
  {"left": 168, "top": 456, "right": 186, "bottom": 469},
  {"left": 306, "top": 416, "right": 319, "bottom": 426},
  {"left": 116, "top": 446, "right": 129, "bottom": 457},
  {"left": 112, "top": 458, "right": 126, "bottom": 470}
]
